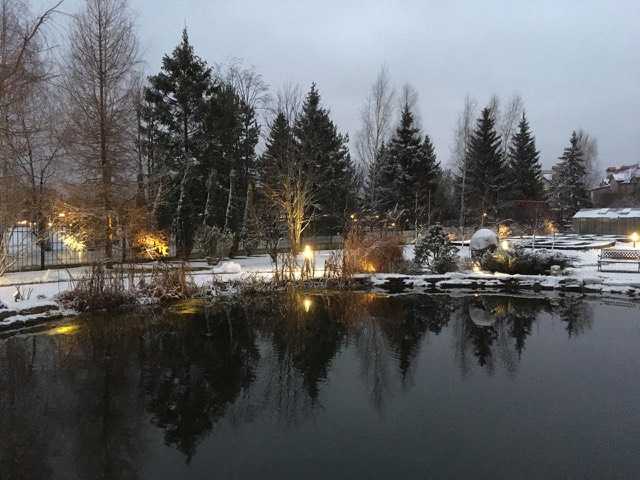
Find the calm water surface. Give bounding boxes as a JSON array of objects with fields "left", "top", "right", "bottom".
[{"left": 1, "top": 293, "right": 640, "bottom": 480}]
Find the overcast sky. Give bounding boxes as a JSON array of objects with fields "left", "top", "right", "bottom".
[{"left": 58, "top": 0, "right": 640, "bottom": 170}]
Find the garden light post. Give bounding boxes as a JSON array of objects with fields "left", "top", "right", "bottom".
[{"left": 631, "top": 232, "right": 639, "bottom": 249}]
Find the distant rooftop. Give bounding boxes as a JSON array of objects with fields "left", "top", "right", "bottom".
[
  {"left": 605, "top": 164, "right": 640, "bottom": 184},
  {"left": 574, "top": 208, "right": 640, "bottom": 219}
]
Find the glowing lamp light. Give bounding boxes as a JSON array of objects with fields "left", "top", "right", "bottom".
[
  {"left": 303, "top": 298, "right": 312, "bottom": 313},
  {"left": 350, "top": 213, "right": 356, "bottom": 220},
  {"left": 49, "top": 324, "right": 80, "bottom": 336},
  {"left": 472, "top": 263, "right": 481, "bottom": 273},
  {"left": 58, "top": 212, "right": 66, "bottom": 218},
  {"left": 501, "top": 240, "right": 510, "bottom": 251},
  {"left": 302, "top": 245, "right": 314, "bottom": 261},
  {"left": 631, "top": 232, "right": 639, "bottom": 248}
]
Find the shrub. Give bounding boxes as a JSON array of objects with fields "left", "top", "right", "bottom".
[
  {"left": 480, "top": 246, "right": 572, "bottom": 275},
  {"left": 139, "top": 262, "right": 198, "bottom": 302},
  {"left": 414, "top": 224, "right": 459, "bottom": 274},
  {"left": 58, "top": 263, "right": 138, "bottom": 312},
  {"left": 323, "top": 227, "right": 407, "bottom": 282}
]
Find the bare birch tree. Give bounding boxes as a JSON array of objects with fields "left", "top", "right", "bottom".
[
  {"left": 269, "top": 82, "right": 303, "bottom": 128},
  {"left": 0, "top": 0, "right": 61, "bottom": 275},
  {"left": 355, "top": 65, "right": 395, "bottom": 169},
  {"left": 6, "top": 83, "right": 66, "bottom": 268},
  {"left": 576, "top": 129, "right": 601, "bottom": 188},
  {"left": 452, "top": 95, "right": 477, "bottom": 237},
  {"left": 62, "top": 0, "right": 139, "bottom": 261},
  {"left": 499, "top": 94, "right": 524, "bottom": 153}
]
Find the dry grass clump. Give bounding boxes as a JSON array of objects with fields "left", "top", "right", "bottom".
[
  {"left": 59, "top": 262, "right": 200, "bottom": 312},
  {"left": 138, "top": 262, "right": 199, "bottom": 302},
  {"left": 325, "top": 226, "right": 407, "bottom": 281},
  {"left": 58, "top": 263, "right": 138, "bottom": 312}
]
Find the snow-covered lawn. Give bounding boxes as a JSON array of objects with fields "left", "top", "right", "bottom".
[{"left": 1, "top": 243, "right": 640, "bottom": 330}]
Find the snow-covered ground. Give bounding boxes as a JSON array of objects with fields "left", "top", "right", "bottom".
[{"left": 1, "top": 243, "right": 640, "bottom": 330}]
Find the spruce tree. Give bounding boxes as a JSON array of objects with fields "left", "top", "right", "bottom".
[
  {"left": 551, "top": 131, "right": 591, "bottom": 218},
  {"left": 144, "top": 29, "right": 212, "bottom": 257},
  {"left": 506, "top": 113, "right": 544, "bottom": 201},
  {"left": 384, "top": 104, "right": 440, "bottom": 227},
  {"left": 294, "top": 84, "right": 356, "bottom": 234},
  {"left": 464, "top": 107, "right": 506, "bottom": 221},
  {"left": 364, "top": 142, "right": 388, "bottom": 213}
]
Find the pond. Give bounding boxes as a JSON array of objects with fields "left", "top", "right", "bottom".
[{"left": 1, "top": 293, "right": 640, "bottom": 479}]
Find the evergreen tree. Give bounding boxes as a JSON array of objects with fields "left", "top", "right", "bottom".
[
  {"left": 254, "top": 112, "right": 295, "bottom": 257},
  {"left": 260, "top": 112, "right": 295, "bottom": 188},
  {"left": 144, "top": 29, "right": 213, "bottom": 257},
  {"left": 383, "top": 104, "right": 440, "bottom": 227},
  {"left": 551, "top": 131, "right": 591, "bottom": 219},
  {"left": 464, "top": 107, "right": 506, "bottom": 221},
  {"left": 364, "top": 142, "right": 388, "bottom": 212},
  {"left": 506, "top": 113, "right": 545, "bottom": 201},
  {"left": 294, "top": 84, "right": 356, "bottom": 234}
]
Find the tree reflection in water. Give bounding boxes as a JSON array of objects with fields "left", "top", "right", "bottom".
[{"left": 0, "top": 292, "right": 600, "bottom": 478}]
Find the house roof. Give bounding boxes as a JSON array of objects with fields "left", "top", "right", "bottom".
[
  {"left": 573, "top": 208, "right": 640, "bottom": 219},
  {"left": 606, "top": 164, "right": 640, "bottom": 184}
]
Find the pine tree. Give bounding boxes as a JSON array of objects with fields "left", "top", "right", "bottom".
[
  {"left": 464, "top": 107, "right": 506, "bottom": 221},
  {"left": 506, "top": 113, "right": 545, "bottom": 201},
  {"left": 294, "top": 84, "right": 356, "bottom": 234},
  {"left": 144, "top": 29, "right": 212, "bottom": 258},
  {"left": 551, "top": 131, "right": 591, "bottom": 219}
]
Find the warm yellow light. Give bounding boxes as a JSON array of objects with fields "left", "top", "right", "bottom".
[
  {"left": 58, "top": 212, "right": 66, "bottom": 218},
  {"left": 501, "top": 240, "right": 510, "bottom": 251},
  {"left": 350, "top": 213, "right": 356, "bottom": 220},
  {"left": 303, "top": 298, "right": 312, "bottom": 313},
  {"left": 62, "top": 234, "right": 86, "bottom": 253},
  {"left": 136, "top": 232, "right": 169, "bottom": 259},
  {"left": 631, "top": 232, "right": 639, "bottom": 243},
  {"left": 483, "top": 212, "right": 488, "bottom": 217},
  {"left": 19, "top": 220, "right": 28, "bottom": 225},
  {"left": 47, "top": 222, "right": 53, "bottom": 228},
  {"left": 302, "top": 244, "right": 314, "bottom": 261},
  {"left": 363, "top": 262, "right": 376, "bottom": 273},
  {"left": 472, "top": 263, "right": 481, "bottom": 273},
  {"left": 49, "top": 324, "right": 80, "bottom": 336},
  {"left": 391, "top": 222, "right": 396, "bottom": 227}
]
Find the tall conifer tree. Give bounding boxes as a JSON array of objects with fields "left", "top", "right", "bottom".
[
  {"left": 144, "top": 29, "right": 212, "bottom": 257},
  {"left": 506, "top": 113, "right": 545, "bottom": 201},
  {"left": 551, "top": 131, "right": 591, "bottom": 218},
  {"left": 464, "top": 107, "right": 506, "bottom": 221},
  {"left": 294, "top": 84, "right": 356, "bottom": 234}
]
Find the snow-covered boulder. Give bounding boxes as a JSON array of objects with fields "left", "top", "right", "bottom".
[
  {"left": 213, "top": 261, "right": 242, "bottom": 274},
  {"left": 0, "top": 300, "right": 6, "bottom": 310},
  {"left": 470, "top": 229, "right": 499, "bottom": 256}
]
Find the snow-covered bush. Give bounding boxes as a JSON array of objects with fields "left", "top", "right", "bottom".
[
  {"left": 414, "top": 224, "right": 459, "bottom": 274},
  {"left": 470, "top": 228, "right": 499, "bottom": 257},
  {"left": 480, "top": 247, "right": 572, "bottom": 275}
]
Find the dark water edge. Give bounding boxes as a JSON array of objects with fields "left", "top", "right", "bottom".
[{"left": 1, "top": 293, "right": 640, "bottom": 480}]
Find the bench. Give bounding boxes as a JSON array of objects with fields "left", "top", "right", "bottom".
[{"left": 597, "top": 249, "right": 640, "bottom": 272}]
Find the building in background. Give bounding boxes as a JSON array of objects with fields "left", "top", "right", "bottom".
[
  {"left": 573, "top": 208, "right": 640, "bottom": 235},
  {"left": 590, "top": 164, "right": 640, "bottom": 207}
]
